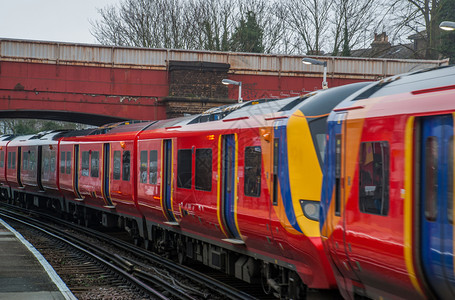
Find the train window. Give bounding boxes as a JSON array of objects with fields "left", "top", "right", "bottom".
[
  {"left": 23, "top": 151, "right": 29, "bottom": 171},
  {"left": 66, "top": 151, "right": 71, "bottom": 174},
  {"left": 30, "top": 151, "right": 36, "bottom": 171},
  {"left": 113, "top": 151, "right": 121, "bottom": 180},
  {"left": 42, "top": 152, "right": 49, "bottom": 177},
  {"left": 122, "top": 150, "right": 130, "bottom": 181},
  {"left": 91, "top": 151, "right": 99, "bottom": 178},
  {"left": 81, "top": 151, "right": 90, "bottom": 176},
  {"left": 50, "top": 151, "right": 56, "bottom": 173},
  {"left": 425, "top": 137, "right": 438, "bottom": 221},
  {"left": 7, "top": 152, "right": 11, "bottom": 169},
  {"left": 448, "top": 136, "right": 454, "bottom": 224},
  {"left": 335, "top": 135, "right": 341, "bottom": 216},
  {"left": 0, "top": 151, "right": 4, "bottom": 168},
  {"left": 149, "top": 150, "right": 158, "bottom": 184},
  {"left": 359, "top": 141, "right": 389, "bottom": 216},
  {"left": 244, "top": 146, "right": 261, "bottom": 197},
  {"left": 11, "top": 152, "right": 16, "bottom": 169},
  {"left": 177, "top": 149, "right": 192, "bottom": 189},
  {"left": 195, "top": 148, "right": 212, "bottom": 191},
  {"left": 140, "top": 150, "right": 148, "bottom": 183}
]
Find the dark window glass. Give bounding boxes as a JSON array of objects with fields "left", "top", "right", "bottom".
[
  {"left": 359, "top": 141, "right": 389, "bottom": 216},
  {"left": 66, "top": 151, "right": 71, "bottom": 174},
  {"left": 140, "top": 150, "right": 148, "bottom": 183},
  {"left": 335, "top": 134, "right": 342, "bottom": 216},
  {"left": 23, "top": 151, "right": 29, "bottom": 171},
  {"left": 0, "top": 151, "right": 4, "bottom": 168},
  {"left": 50, "top": 151, "right": 56, "bottom": 172},
  {"left": 30, "top": 151, "right": 35, "bottom": 171},
  {"left": 195, "top": 148, "right": 212, "bottom": 191},
  {"left": 244, "top": 146, "right": 262, "bottom": 197},
  {"left": 149, "top": 150, "right": 158, "bottom": 184},
  {"left": 60, "top": 151, "right": 65, "bottom": 173},
  {"left": 7, "top": 152, "right": 11, "bottom": 169},
  {"left": 425, "top": 137, "right": 438, "bottom": 221},
  {"left": 177, "top": 149, "right": 192, "bottom": 189},
  {"left": 113, "top": 150, "right": 121, "bottom": 180},
  {"left": 448, "top": 136, "right": 454, "bottom": 224},
  {"left": 42, "top": 151, "right": 50, "bottom": 177},
  {"left": 273, "top": 139, "right": 279, "bottom": 206},
  {"left": 122, "top": 151, "right": 130, "bottom": 181},
  {"left": 91, "top": 151, "right": 99, "bottom": 177},
  {"left": 81, "top": 151, "right": 90, "bottom": 176},
  {"left": 11, "top": 152, "right": 16, "bottom": 169}
]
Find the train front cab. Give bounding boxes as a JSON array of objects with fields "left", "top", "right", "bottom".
[{"left": 320, "top": 78, "right": 455, "bottom": 299}]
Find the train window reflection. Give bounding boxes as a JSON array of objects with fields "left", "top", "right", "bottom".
[
  {"left": 50, "top": 151, "right": 56, "bottom": 173},
  {"left": 0, "top": 151, "right": 4, "bottom": 168},
  {"left": 81, "top": 151, "right": 89, "bottom": 176},
  {"left": 66, "top": 151, "right": 71, "bottom": 174},
  {"left": 195, "top": 148, "right": 212, "bottom": 191},
  {"left": 149, "top": 150, "right": 158, "bottom": 184},
  {"left": 113, "top": 151, "right": 121, "bottom": 180},
  {"left": 91, "top": 151, "right": 99, "bottom": 178},
  {"left": 60, "top": 151, "right": 66, "bottom": 174},
  {"left": 122, "top": 151, "right": 130, "bottom": 181},
  {"left": 140, "top": 150, "right": 148, "bottom": 183},
  {"left": 244, "top": 146, "right": 261, "bottom": 197},
  {"left": 424, "top": 137, "right": 438, "bottom": 221},
  {"left": 359, "top": 141, "right": 389, "bottom": 216}
]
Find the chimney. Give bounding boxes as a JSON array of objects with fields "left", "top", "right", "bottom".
[{"left": 371, "top": 32, "right": 391, "bottom": 55}]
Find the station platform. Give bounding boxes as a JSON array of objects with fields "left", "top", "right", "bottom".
[{"left": 0, "top": 218, "right": 76, "bottom": 300}]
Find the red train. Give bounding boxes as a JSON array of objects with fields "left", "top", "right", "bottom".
[
  {"left": 0, "top": 84, "right": 366, "bottom": 299},
  {"left": 1, "top": 65, "right": 454, "bottom": 299}
]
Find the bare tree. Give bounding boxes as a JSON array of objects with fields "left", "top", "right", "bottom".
[
  {"left": 281, "top": 0, "right": 333, "bottom": 54},
  {"left": 90, "top": 0, "right": 386, "bottom": 56},
  {"left": 386, "top": 0, "right": 444, "bottom": 59},
  {"left": 330, "top": 0, "right": 382, "bottom": 56},
  {"left": 188, "top": 0, "right": 236, "bottom": 51}
]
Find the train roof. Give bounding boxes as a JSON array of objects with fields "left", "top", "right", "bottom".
[
  {"left": 0, "top": 134, "right": 15, "bottom": 141},
  {"left": 296, "top": 82, "right": 371, "bottom": 118},
  {"left": 7, "top": 130, "right": 70, "bottom": 145},
  {"left": 350, "top": 65, "right": 455, "bottom": 101}
]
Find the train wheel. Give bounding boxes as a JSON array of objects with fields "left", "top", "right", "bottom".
[{"left": 288, "top": 271, "right": 307, "bottom": 300}]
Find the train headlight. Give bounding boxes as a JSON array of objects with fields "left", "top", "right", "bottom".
[{"left": 299, "top": 200, "right": 320, "bottom": 221}]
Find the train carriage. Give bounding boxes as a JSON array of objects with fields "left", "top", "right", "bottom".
[
  {"left": 0, "top": 134, "right": 15, "bottom": 199},
  {"left": 321, "top": 66, "right": 455, "bottom": 299}
]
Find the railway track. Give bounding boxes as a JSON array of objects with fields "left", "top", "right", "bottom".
[{"left": 0, "top": 203, "right": 265, "bottom": 300}]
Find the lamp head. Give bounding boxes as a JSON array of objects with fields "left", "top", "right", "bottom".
[{"left": 440, "top": 21, "right": 455, "bottom": 31}]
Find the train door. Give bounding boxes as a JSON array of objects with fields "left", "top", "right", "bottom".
[
  {"left": 102, "top": 143, "right": 115, "bottom": 208},
  {"left": 37, "top": 146, "right": 44, "bottom": 191},
  {"left": 16, "top": 147, "right": 22, "bottom": 187},
  {"left": 324, "top": 112, "right": 362, "bottom": 285},
  {"left": 220, "top": 134, "right": 242, "bottom": 242},
  {"left": 162, "top": 139, "right": 177, "bottom": 224},
  {"left": 419, "top": 114, "right": 455, "bottom": 298},
  {"left": 73, "top": 145, "right": 83, "bottom": 200}
]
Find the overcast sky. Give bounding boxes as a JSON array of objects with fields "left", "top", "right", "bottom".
[{"left": 0, "top": 0, "right": 119, "bottom": 44}]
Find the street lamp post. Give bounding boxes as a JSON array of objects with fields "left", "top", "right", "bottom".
[
  {"left": 302, "top": 57, "right": 328, "bottom": 89},
  {"left": 222, "top": 79, "right": 243, "bottom": 103},
  {"left": 440, "top": 21, "right": 455, "bottom": 31}
]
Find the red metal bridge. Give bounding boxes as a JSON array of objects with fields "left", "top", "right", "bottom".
[{"left": 0, "top": 38, "right": 448, "bottom": 125}]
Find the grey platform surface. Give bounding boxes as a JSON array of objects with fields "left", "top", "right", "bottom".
[{"left": 0, "top": 219, "right": 75, "bottom": 299}]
